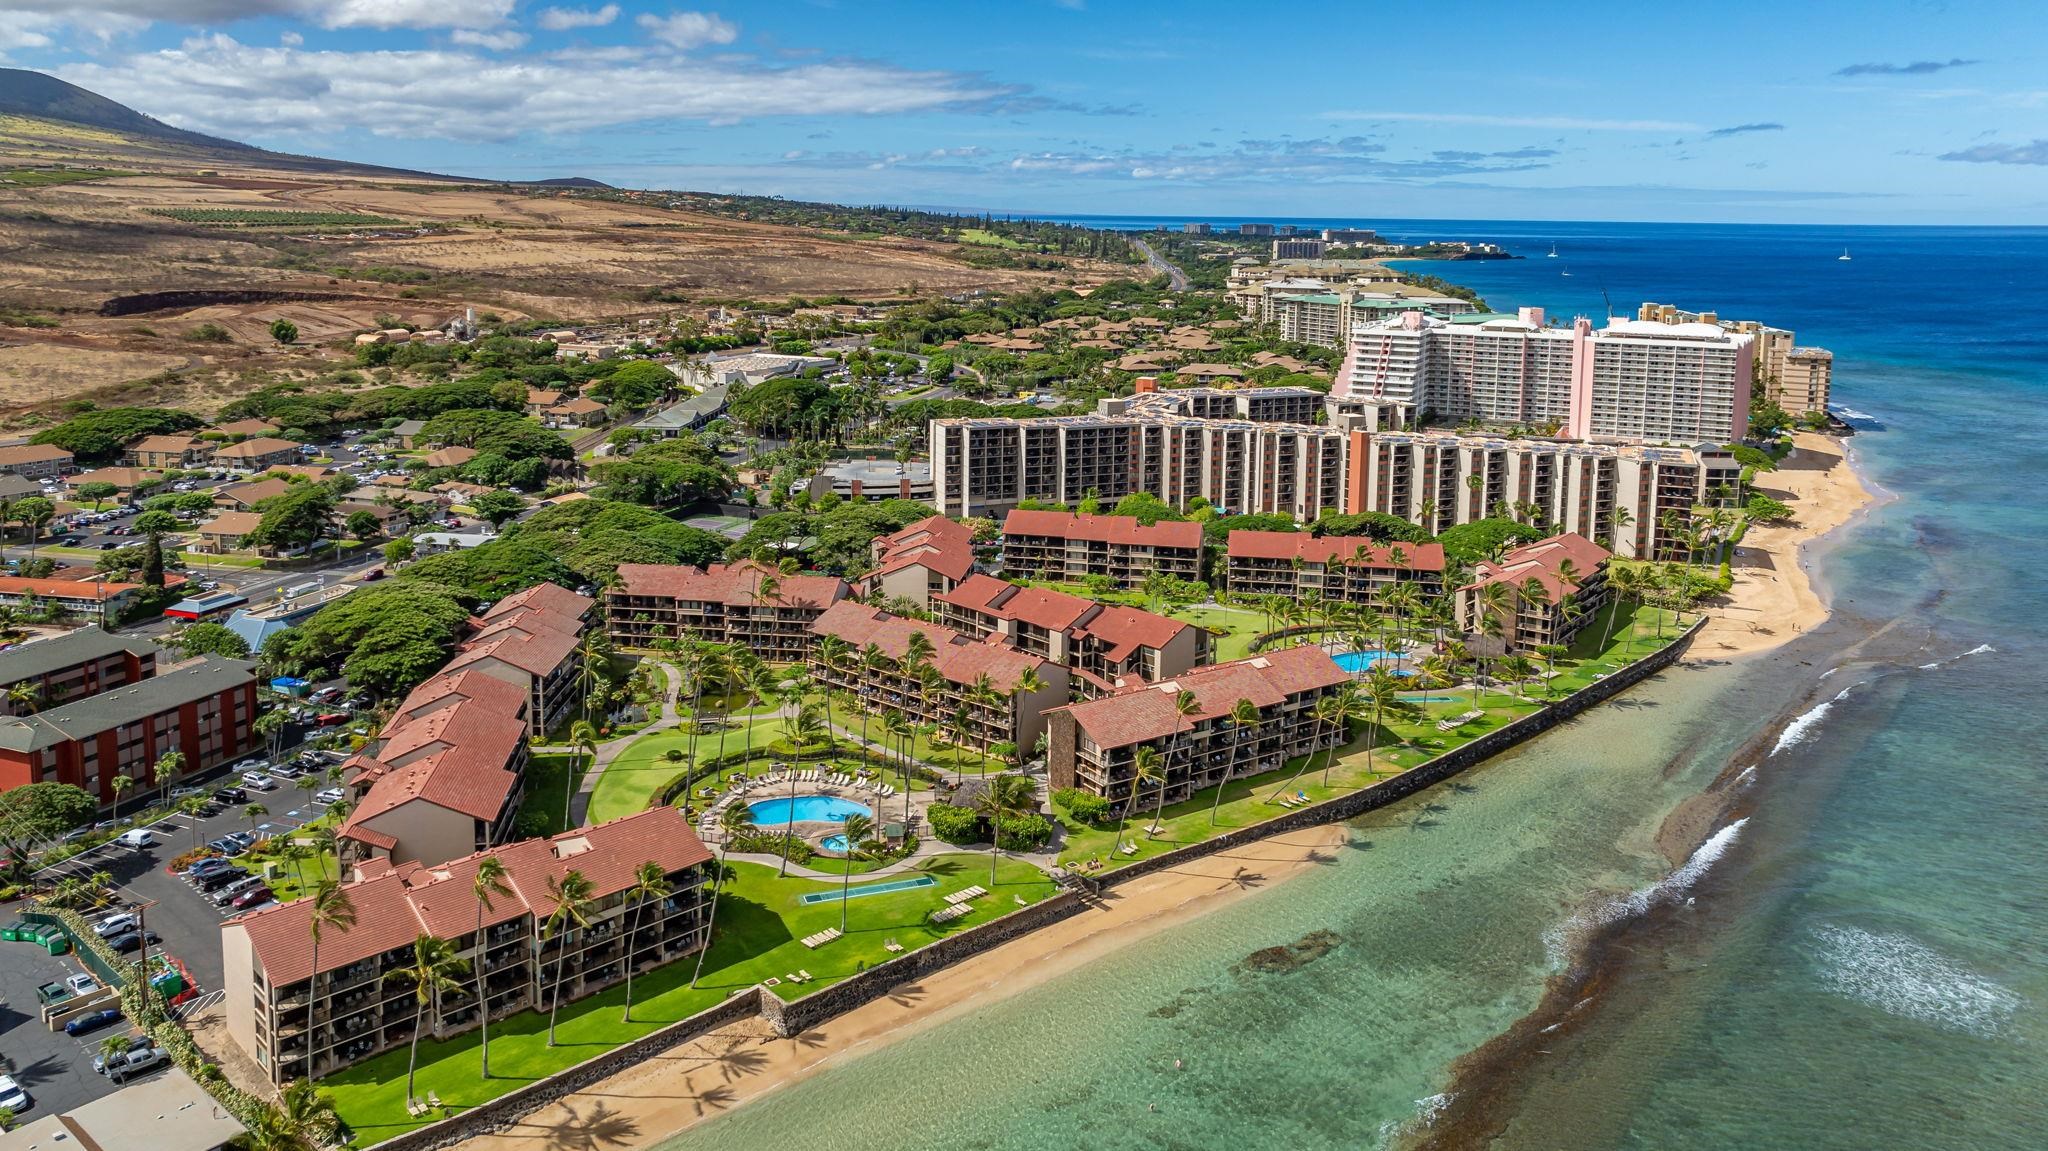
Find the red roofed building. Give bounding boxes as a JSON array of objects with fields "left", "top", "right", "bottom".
[
  {"left": 1001, "top": 511, "right": 1203, "bottom": 588},
  {"left": 606, "top": 559, "right": 850, "bottom": 660},
  {"left": 445, "top": 581, "right": 595, "bottom": 736},
  {"left": 1045, "top": 645, "right": 1350, "bottom": 803},
  {"left": 1456, "top": 533, "right": 1611, "bottom": 652},
  {"left": 807, "top": 601, "right": 1068, "bottom": 755},
  {"left": 1223, "top": 531, "right": 1446, "bottom": 609},
  {"left": 936, "top": 575, "right": 1207, "bottom": 694},
  {"left": 223, "top": 806, "right": 713, "bottom": 1084},
  {"left": 337, "top": 670, "right": 531, "bottom": 868},
  {"left": 863, "top": 515, "right": 977, "bottom": 609}
]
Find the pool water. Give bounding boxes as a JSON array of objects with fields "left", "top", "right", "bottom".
[
  {"left": 797, "top": 875, "right": 937, "bottom": 905},
  {"left": 1333, "top": 650, "right": 1406, "bottom": 673},
  {"left": 821, "top": 834, "right": 851, "bottom": 853},
  {"left": 747, "top": 794, "right": 874, "bottom": 826}
]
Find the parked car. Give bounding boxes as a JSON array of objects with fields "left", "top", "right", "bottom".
[
  {"left": 64, "top": 1007, "right": 123, "bottom": 1036},
  {"left": 115, "top": 828, "right": 154, "bottom": 849},
  {"left": 65, "top": 973, "right": 98, "bottom": 997},
  {"left": 106, "top": 930, "right": 160, "bottom": 954},
  {"left": 168, "top": 785, "right": 204, "bottom": 800},
  {"left": 211, "top": 876, "right": 265, "bottom": 905},
  {"left": 183, "top": 857, "right": 232, "bottom": 878},
  {"left": 105, "top": 1046, "right": 171, "bottom": 1084},
  {"left": 230, "top": 887, "right": 274, "bottom": 910},
  {"left": 315, "top": 712, "right": 348, "bottom": 726},
  {"left": 0, "top": 1072, "right": 30, "bottom": 1113},
  {"left": 313, "top": 788, "right": 345, "bottom": 805},
  {"left": 196, "top": 867, "right": 250, "bottom": 893},
  {"left": 91, "top": 912, "right": 137, "bottom": 937},
  {"left": 93, "top": 1036, "right": 152, "bottom": 1075},
  {"left": 309, "top": 687, "right": 345, "bottom": 703},
  {"left": 241, "top": 773, "right": 277, "bottom": 791},
  {"left": 213, "top": 786, "right": 249, "bottom": 805}
]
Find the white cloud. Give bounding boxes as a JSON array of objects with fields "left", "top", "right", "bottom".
[
  {"left": 535, "top": 4, "right": 619, "bottom": 31},
  {"left": 635, "top": 10, "right": 738, "bottom": 51},
  {"left": 279, "top": 29, "right": 302, "bottom": 45},
  {"left": 54, "top": 35, "right": 1019, "bottom": 142},
  {"left": 1324, "top": 110, "right": 1703, "bottom": 133},
  {"left": 0, "top": 13, "right": 60, "bottom": 52},
  {"left": 451, "top": 28, "right": 528, "bottom": 50},
  {"left": 0, "top": 0, "right": 516, "bottom": 31}
]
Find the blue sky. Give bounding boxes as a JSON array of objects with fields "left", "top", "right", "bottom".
[{"left": 1, "top": 0, "right": 2044, "bottom": 222}]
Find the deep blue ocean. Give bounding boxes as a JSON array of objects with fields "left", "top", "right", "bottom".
[{"left": 664, "top": 222, "right": 2048, "bottom": 1149}]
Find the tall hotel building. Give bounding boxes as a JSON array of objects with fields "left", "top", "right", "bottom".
[{"left": 1636, "top": 302, "right": 1832, "bottom": 416}]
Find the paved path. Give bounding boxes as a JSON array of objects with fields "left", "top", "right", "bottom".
[{"left": 536, "top": 662, "right": 685, "bottom": 828}]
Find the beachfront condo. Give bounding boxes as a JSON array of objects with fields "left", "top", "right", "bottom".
[
  {"left": 1637, "top": 302, "right": 1833, "bottom": 417},
  {"left": 935, "top": 574, "right": 1209, "bottom": 695},
  {"left": 1222, "top": 533, "right": 1448, "bottom": 608},
  {"left": 999, "top": 511, "right": 1204, "bottom": 589},
  {"left": 606, "top": 559, "right": 852, "bottom": 661},
  {"left": 1454, "top": 533, "right": 1613, "bottom": 652}
]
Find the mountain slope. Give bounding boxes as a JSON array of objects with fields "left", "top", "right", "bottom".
[{"left": 0, "top": 67, "right": 257, "bottom": 153}]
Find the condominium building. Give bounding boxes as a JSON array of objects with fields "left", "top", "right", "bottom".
[
  {"left": 806, "top": 602, "right": 1068, "bottom": 755},
  {"left": 0, "top": 628, "right": 157, "bottom": 717},
  {"left": 1637, "top": 301, "right": 1832, "bottom": 416},
  {"left": 1781, "top": 347, "right": 1834, "bottom": 415},
  {"left": 125, "top": 435, "right": 211, "bottom": 470},
  {"left": 606, "top": 560, "right": 851, "bottom": 660},
  {"left": 1045, "top": 646, "right": 1351, "bottom": 804},
  {"left": 0, "top": 444, "right": 72, "bottom": 479},
  {"left": 1455, "top": 533, "right": 1612, "bottom": 652},
  {"left": 0, "top": 656, "right": 257, "bottom": 807},
  {"left": 212, "top": 437, "right": 307, "bottom": 471},
  {"left": 936, "top": 574, "right": 1208, "bottom": 694},
  {"left": 1265, "top": 289, "right": 1479, "bottom": 349},
  {"left": 338, "top": 669, "right": 531, "bottom": 868},
  {"left": 1000, "top": 511, "right": 1204, "bottom": 588},
  {"left": 440, "top": 581, "right": 594, "bottom": 737},
  {"left": 224, "top": 806, "right": 712, "bottom": 1084},
  {"left": 863, "top": 514, "right": 977, "bottom": 609},
  {"left": 1336, "top": 308, "right": 1753, "bottom": 443},
  {"left": 1128, "top": 383, "right": 1325, "bottom": 425},
  {"left": 1343, "top": 429, "right": 1740, "bottom": 559},
  {"left": 1272, "top": 237, "right": 1327, "bottom": 260},
  {"left": 1222, "top": 532, "right": 1447, "bottom": 607}
]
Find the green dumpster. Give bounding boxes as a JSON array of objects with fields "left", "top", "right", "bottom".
[
  {"left": 1, "top": 921, "right": 29, "bottom": 942},
  {"left": 149, "top": 969, "right": 185, "bottom": 999},
  {"left": 40, "top": 933, "right": 68, "bottom": 955}
]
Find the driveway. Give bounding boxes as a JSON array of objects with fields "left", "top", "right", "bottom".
[{"left": 0, "top": 931, "right": 128, "bottom": 1118}]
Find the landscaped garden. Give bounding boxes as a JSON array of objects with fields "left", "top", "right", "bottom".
[{"left": 320, "top": 853, "right": 1057, "bottom": 1144}]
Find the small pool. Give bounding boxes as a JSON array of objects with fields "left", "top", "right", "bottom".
[
  {"left": 1334, "top": 650, "right": 1405, "bottom": 673},
  {"left": 798, "top": 875, "right": 937, "bottom": 905},
  {"left": 1402, "top": 695, "right": 1460, "bottom": 703},
  {"left": 820, "top": 834, "right": 852, "bottom": 853},
  {"left": 747, "top": 794, "right": 873, "bottom": 826}
]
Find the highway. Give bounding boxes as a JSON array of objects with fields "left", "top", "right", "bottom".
[{"left": 1131, "top": 237, "right": 1191, "bottom": 292}]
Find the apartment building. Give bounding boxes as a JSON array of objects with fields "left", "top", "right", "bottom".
[
  {"left": 441, "top": 582, "right": 594, "bottom": 737},
  {"left": 1000, "top": 511, "right": 1203, "bottom": 588},
  {"left": 606, "top": 559, "right": 851, "bottom": 660},
  {"left": 126, "top": 435, "right": 211, "bottom": 469},
  {"left": 864, "top": 514, "right": 977, "bottom": 609},
  {"left": 1456, "top": 533, "right": 1612, "bottom": 652},
  {"left": 1267, "top": 289, "right": 1477, "bottom": 349},
  {"left": 806, "top": 602, "right": 1068, "bottom": 756},
  {"left": 0, "top": 628, "right": 157, "bottom": 716},
  {"left": 0, "top": 444, "right": 72, "bottom": 479},
  {"left": 1272, "top": 237, "right": 1327, "bottom": 260},
  {"left": 1129, "top": 383, "right": 1325, "bottom": 425},
  {"left": 1222, "top": 532, "right": 1447, "bottom": 607},
  {"left": 1343, "top": 429, "right": 1739, "bottom": 559},
  {"left": 338, "top": 670, "right": 530, "bottom": 868},
  {"left": 224, "top": 805, "right": 712, "bottom": 1084},
  {"left": 0, "top": 656, "right": 257, "bottom": 807},
  {"left": 936, "top": 574, "right": 1208, "bottom": 693},
  {"left": 1045, "top": 646, "right": 1351, "bottom": 804},
  {"left": 1637, "top": 301, "right": 1832, "bottom": 416},
  {"left": 212, "top": 437, "right": 306, "bottom": 472},
  {"left": 1337, "top": 308, "right": 1753, "bottom": 443}
]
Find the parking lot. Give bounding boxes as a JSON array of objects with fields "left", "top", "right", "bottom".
[{"left": 0, "top": 920, "right": 142, "bottom": 1117}]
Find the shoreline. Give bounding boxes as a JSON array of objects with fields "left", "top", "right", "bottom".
[
  {"left": 447, "top": 825, "right": 1346, "bottom": 1151},
  {"left": 1691, "top": 430, "right": 1878, "bottom": 660}
]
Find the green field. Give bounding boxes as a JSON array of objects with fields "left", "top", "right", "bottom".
[
  {"left": 147, "top": 208, "right": 405, "bottom": 227},
  {"left": 516, "top": 753, "right": 586, "bottom": 837},
  {"left": 0, "top": 168, "right": 129, "bottom": 187},
  {"left": 1164, "top": 603, "right": 1268, "bottom": 661},
  {"left": 321, "top": 854, "right": 1058, "bottom": 1144},
  {"left": 957, "top": 228, "right": 1023, "bottom": 249}
]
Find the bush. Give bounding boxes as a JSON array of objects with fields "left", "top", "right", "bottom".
[
  {"left": 169, "top": 847, "right": 219, "bottom": 872},
  {"left": 1052, "top": 787, "right": 1112, "bottom": 825},
  {"left": 731, "top": 831, "right": 814, "bottom": 864},
  {"left": 997, "top": 813, "right": 1053, "bottom": 851},
  {"left": 183, "top": 323, "right": 233, "bottom": 343},
  {"left": 1745, "top": 493, "right": 1793, "bottom": 524},
  {"left": 926, "top": 802, "right": 981, "bottom": 844}
]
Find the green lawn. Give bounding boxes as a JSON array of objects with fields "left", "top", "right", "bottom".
[
  {"left": 956, "top": 228, "right": 1022, "bottom": 249},
  {"left": 1165, "top": 604, "right": 1269, "bottom": 662},
  {"left": 585, "top": 718, "right": 794, "bottom": 825},
  {"left": 321, "top": 853, "right": 1057, "bottom": 1144},
  {"left": 517, "top": 753, "right": 586, "bottom": 837}
]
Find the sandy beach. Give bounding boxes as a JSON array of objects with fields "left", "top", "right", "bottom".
[
  {"left": 449, "top": 825, "right": 1346, "bottom": 1151},
  {"left": 1695, "top": 431, "right": 1876, "bottom": 659}
]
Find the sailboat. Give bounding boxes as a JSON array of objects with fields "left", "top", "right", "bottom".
[
  {"left": 1838, "top": 247, "right": 1852, "bottom": 261},
  {"left": 1547, "top": 243, "right": 1559, "bottom": 258}
]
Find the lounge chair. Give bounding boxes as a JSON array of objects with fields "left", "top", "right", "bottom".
[
  {"left": 427, "top": 1091, "right": 443, "bottom": 1109},
  {"left": 797, "top": 969, "right": 813, "bottom": 981},
  {"left": 883, "top": 939, "right": 903, "bottom": 953},
  {"left": 786, "top": 972, "right": 801, "bottom": 984}
]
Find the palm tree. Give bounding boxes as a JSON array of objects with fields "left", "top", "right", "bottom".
[
  {"left": 567, "top": 719, "right": 599, "bottom": 834},
  {"left": 1607, "top": 504, "right": 1634, "bottom": 553},
  {"left": 109, "top": 773, "right": 134, "bottom": 823},
  {"left": 243, "top": 802, "right": 268, "bottom": 837},
  {"left": 5, "top": 682, "right": 40, "bottom": 715},
  {"left": 1317, "top": 684, "right": 1362, "bottom": 786},
  {"left": 385, "top": 933, "right": 469, "bottom": 1106},
  {"left": 966, "top": 672, "right": 1000, "bottom": 763},
  {"left": 1006, "top": 665, "right": 1047, "bottom": 760},
  {"left": 857, "top": 642, "right": 890, "bottom": 759},
  {"left": 1209, "top": 697, "right": 1259, "bottom": 825},
  {"left": 1468, "top": 582, "right": 1514, "bottom": 709},
  {"left": 575, "top": 632, "right": 609, "bottom": 725},
  {"left": 971, "top": 774, "right": 1035, "bottom": 887},
  {"left": 691, "top": 803, "right": 754, "bottom": 988},
  {"left": 541, "top": 869, "right": 596, "bottom": 1047},
  {"left": 780, "top": 703, "right": 827, "bottom": 876},
  {"left": 151, "top": 750, "right": 184, "bottom": 810},
  {"left": 814, "top": 634, "right": 850, "bottom": 746},
  {"left": 1358, "top": 668, "right": 1403, "bottom": 780},
  {"left": 1108, "top": 746, "right": 1161, "bottom": 859},
  {"left": 620, "top": 861, "right": 672, "bottom": 1023},
  {"left": 468, "top": 855, "right": 511, "bottom": 1077},
  {"left": 883, "top": 711, "right": 915, "bottom": 828},
  {"left": 178, "top": 795, "right": 207, "bottom": 850},
  {"left": 275, "top": 1079, "right": 341, "bottom": 1149},
  {"left": 304, "top": 880, "right": 357, "bottom": 1079},
  {"left": 1600, "top": 564, "right": 1639, "bottom": 654},
  {"left": 1153, "top": 689, "right": 1199, "bottom": 836},
  {"left": 834, "top": 812, "right": 874, "bottom": 931}
]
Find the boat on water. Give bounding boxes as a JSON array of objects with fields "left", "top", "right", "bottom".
[
  {"left": 1839, "top": 247, "right": 1852, "bottom": 261},
  {"left": 1547, "top": 244, "right": 1559, "bottom": 258}
]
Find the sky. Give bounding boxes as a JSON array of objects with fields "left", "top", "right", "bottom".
[{"left": 1, "top": 0, "right": 2045, "bottom": 223}]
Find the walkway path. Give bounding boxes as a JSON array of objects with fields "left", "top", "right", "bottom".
[{"left": 529, "top": 662, "right": 685, "bottom": 829}]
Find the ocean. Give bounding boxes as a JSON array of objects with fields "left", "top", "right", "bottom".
[{"left": 661, "top": 222, "right": 2048, "bottom": 1149}]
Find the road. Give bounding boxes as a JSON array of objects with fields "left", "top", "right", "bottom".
[{"left": 1131, "top": 237, "right": 1191, "bottom": 292}]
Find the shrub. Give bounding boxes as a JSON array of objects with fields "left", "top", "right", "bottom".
[
  {"left": 183, "top": 323, "right": 233, "bottom": 343},
  {"left": 731, "top": 831, "right": 814, "bottom": 864},
  {"left": 997, "top": 813, "right": 1053, "bottom": 851},
  {"left": 926, "top": 802, "right": 981, "bottom": 844},
  {"left": 169, "top": 847, "right": 220, "bottom": 872},
  {"left": 1052, "top": 787, "right": 1112, "bottom": 825}
]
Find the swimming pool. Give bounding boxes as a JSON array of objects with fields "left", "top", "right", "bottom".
[
  {"left": 820, "top": 834, "right": 852, "bottom": 853},
  {"left": 1334, "top": 650, "right": 1405, "bottom": 673},
  {"left": 747, "top": 794, "right": 874, "bottom": 826},
  {"left": 797, "top": 875, "right": 937, "bottom": 905}
]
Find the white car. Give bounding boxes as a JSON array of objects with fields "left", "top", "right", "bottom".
[
  {"left": 241, "top": 772, "right": 278, "bottom": 791},
  {"left": 116, "top": 828, "right": 154, "bottom": 848},
  {"left": 91, "top": 913, "right": 137, "bottom": 937},
  {"left": 0, "top": 1073, "right": 28, "bottom": 1113},
  {"left": 65, "top": 973, "right": 98, "bottom": 997},
  {"left": 313, "top": 787, "right": 345, "bottom": 805}
]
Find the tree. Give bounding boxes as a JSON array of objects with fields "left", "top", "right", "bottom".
[
  {"left": 304, "top": 879, "right": 357, "bottom": 1079},
  {"left": 0, "top": 781, "right": 95, "bottom": 840},
  {"left": 596, "top": 361, "right": 671, "bottom": 409},
  {"left": 243, "top": 802, "right": 268, "bottom": 837},
  {"left": 1210, "top": 698, "right": 1259, "bottom": 825},
  {"left": 273, "top": 1080, "right": 340, "bottom": 1149},
  {"left": 469, "top": 855, "right": 512, "bottom": 1078},
  {"left": 971, "top": 774, "right": 1035, "bottom": 887},
  {"left": 5, "top": 681, "right": 39, "bottom": 715},
  {"left": 345, "top": 509, "right": 382, "bottom": 542},
  {"left": 621, "top": 861, "right": 672, "bottom": 1022},
  {"left": 76, "top": 482, "right": 119, "bottom": 511},
  {"left": 254, "top": 708, "right": 290, "bottom": 760},
  {"left": 30, "top": 408, "right": 201, "bottom": 463},
  {"left": 470, "top": 490, "right": 526, "bottom": 530},
  {"left": 691, "top": 803, "right": 754, "bottom": 988},
  {"left": 247, "top": 484, "right": 338, "bottom": 553},
  {"left": 1154, "top": 690, "right": 1200, "bottom": 836},
  {"left": 569, "top": 720, "right": 599, "bottom": 831},
  {"left": 541, "top": 869, "right": 596, "bottom": 1047},
  {"left": 269, "top": 319, "right": 300, "bottom": 345},
  {"left": 383, "top": 536, "right": 415, "bottom": 566},
  {"left": 11, "top": 496, "right": 50, "bottom": 562},
  {"left": 108, "top": 774, "right": 135, "bottom": 824},
  {"left": 780, "top": 703, "right": 828, "bottom": 876},
  {"left": 384, "top": 933, "right": 470, "bottom": 1105},
  {"left": 1358, "top": 669, "right": 1403, "bottom": 780},
  {"left": 835, "top": 812, "right": 874, "bottom": 931},
  {"left": 1108, "top": 746, "right": 1161, "bottom": 860},
  {"left": 150, "top": 750, "right": 185, "bottom": 808},
  {"left": 168, "top": 621, "right": 251, "bottom": 661}
]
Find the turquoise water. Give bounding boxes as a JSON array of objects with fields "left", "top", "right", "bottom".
[
  {"left": 796, "top": 875, "right": 936, "bottom": 906},
  {"left": 663, "top": 223, "right": 2048, "bottom": 1150},
  {"left": 1333, "top": 650, "right": 1402, "bottom": 673},
  {"left": 746, "top": 795, "right": 872, "bottom": 826},
  {"left": 818, "top": 834, "right": 850, "bottom": 853}
]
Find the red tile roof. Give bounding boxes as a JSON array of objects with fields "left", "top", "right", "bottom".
[
  {"left": 236, "top": 806, "right": 712, "bottom": 986},
  {"left": 1001, "top": 510, "right": 1203, "bottom": 550},
  {"left": 339, "top": 669, "right": 533, "bottom": 839},
  {"left": 445, "top": 616, "right": 578, "bottom": 678},
  {"left": 870, "top": 515, "right": 975, "bottom": 582},
  {"left": 485, "top": 581, "right": 594, "bottom": 624},
  {"left": 1226, "top": 530, "right": 1447, "bottom": 572},
  {"left": 1463, "top": 532, "right": 1610, "bottom": 601},
  {"left": 612, "top": 559, "right": 849, "bottom": 609},
  {"left": 1053, "top": 646, "right": 1348, "bottom": 749},
  {"left": 808, "top": 601, "right": 1055, "bottom": 695},
  {"left": 937, "top": 576, "right": 1191, "bottom": 662},
  {"left": 1070, "top": 604, "right": 1195, "bottom": 663}
]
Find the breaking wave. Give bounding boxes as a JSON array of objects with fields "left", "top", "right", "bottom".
[
  {"left": 1543, "top": 819, "right": 1749, "bottom": 967},
  {"left": 1811, "top": 926, "right": 2023, "bottom": 1038},
  {"left": 1772, "top": 688, "right": 1851, "bottom": 756}
]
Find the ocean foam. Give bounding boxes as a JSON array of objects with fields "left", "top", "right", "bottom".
[
  {"left": 1543, "top": 819, "right": 1749, "bottom": 967},
  {"left": 1920, "top": 643, "right": 1996, "bottom": 671},
  {"left": 1812, "top": 926, "right": 2022, "bottom": 1038},
  {"left": 1772, "top": 687, "right": 1852, "bottom": 756},
  {"left": 1734, "top": 764, "right": 1758, "bottom": 787}
]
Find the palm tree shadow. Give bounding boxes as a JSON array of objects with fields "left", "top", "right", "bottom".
[
  {"left": 789, "top": 1027, "right": 829, "bottom": 1051},
  {"left": 540, "top": 1100, "right": 641, "bottom": 1151},
  {"left": 920, "top": 857, "right": 969, "bottom": 877},
  {"left": 3, "top": 1054, "right": 63, "bottom": 1088},
  {"left": 886, "top": 981, "right": 926, "bottom": 1007}
]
